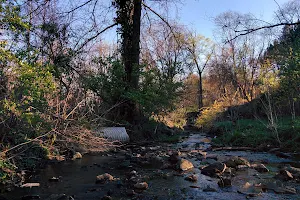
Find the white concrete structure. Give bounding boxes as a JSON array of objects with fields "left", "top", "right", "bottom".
[{"left": 96, "top": 127, "right": 130, "bottom": 142}]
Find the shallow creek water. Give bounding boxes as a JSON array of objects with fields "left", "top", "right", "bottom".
[{"left": 2, "top": 133, "right": 300, "bottom": 200}]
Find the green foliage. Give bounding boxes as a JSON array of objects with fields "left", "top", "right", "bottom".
[
  {"left": 195, "top": 101, "right": 225, "bottom": 128},
  {"left": 212, "top": 117, "right": 300, "bottom": 151},
  {"left": 266, "top": 24, "right": 300, "bottom": 103},
  {"left": 84, "top": 59, "right": 127, "bottom": 104},
  {"left": 213, "top": 121, "right": 235, "bottom": 132},
  {"left": 0, "top": 46, "right": 56, "bottom": 128},
  {"left": 163, "top": 107, "right": 188, "bottom": 128},
  {"left": 0, "top": 0, "right": 29, "bottom": 36},
  {"left": 0, "top": 158, "right": 16, "bottom": 182},
  {"left": 16, "top": 63, "right": 55, "bottom": 108},
  {"left": 0, "top": 30, "right": 55, "bottom": 183},
  {"left": 84, "top": 58, "right": 181, "bottom": 117},
  {"left": 279, "top": 51, "right": 300, "bottom": 101},
  {"left": 14, "top": 144, "right": 49, "bottom": 169},
  {"left": 213, "top": 119, "right": 273, "bottom": 147},
  {"left": 158, "top": 134, "right": 181, "bottom": 143},
  {"left": 128, "top": 67, "right": 181, "bottom": 115},
  {"left": 0, "top": 0, "right": 55, "bottom": 132}
]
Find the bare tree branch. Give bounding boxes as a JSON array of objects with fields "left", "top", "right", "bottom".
[
  {"left": 1, "top": 131, "right": 53, "bottom": 155},
  {"left": 274, "top": 0, "right": 287, "bottom": 22},
  {"left": 59, "top": 0, "right": 94, "bottom": 14},
  {"left": 75, "top": 22, "right": 118, "bottom": 53},
  {"left": 228, "top": 21, "right": 300, "bottom": 42},
  {"left": 142, "top": 2, "right": 181, "bottom": 45}
]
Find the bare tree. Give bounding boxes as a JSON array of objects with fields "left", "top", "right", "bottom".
[
  {"left": 226, "top": 0, "right": 300, "bottom": 41},
  {"left": 214, "top": 11, "right": 267, "bottom": 103},
  {"left": 141, "top": 21, "right": 189, "bottom": 81},
  {"left": 185, "top": 33, "right": 214, "bottom": 110}
]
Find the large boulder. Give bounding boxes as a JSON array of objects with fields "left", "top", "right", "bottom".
[
  {"left": 169, "top": 151, "right": 181, "bottom": 164},
  {"left": 237, "top": 165, "right": 249, "bottom": 171},
  {"left": 184, "top": 174, "right": 198, "bottom": 182},
  {"left": 201, "top": 162, "right": 226, "bottom": 177},
  {"left": 72, "top": 152, "right": 82, "bottom": 160},
  {"left": 225, "top": 157, "right": 250, "bottom": 168},
  {"left": 251, "top": 164, "right": 269, "bottom": 173},
  {"left": 238, "top": 182, "right": 262, "bottom": 197},
  {"left": 178, "top": 159, "right": 194, "bottom": 171},
  {"left": 273, "top": 187, "right": 296, "bottom": 194},
  {"left": 96, "top": 173, "right": 115, "bottom": 184},
  {"left": 218, "top": 177, "right": 232, "bottom": 187},
  {"left": 275, "top": 170, "right": 294, "bottom": 181},
  {"left": 134, "top": 182, "right": 148, "bottom": 190},
  {"left": 149, "top": 155, "right": 165, "bottom": 168}
]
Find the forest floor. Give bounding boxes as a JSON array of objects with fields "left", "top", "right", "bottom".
[{"left": 1, "top": 131, "right": 300, "bottom": 200}]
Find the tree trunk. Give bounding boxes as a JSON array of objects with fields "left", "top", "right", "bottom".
[
  {"left": 131, "top": 0, "right": 141, "bottom": 88},
  {"left": 120, "top": 0, "right": 141, "bottom": 89},
  {"left": 198, "top": 71, "right": 203, "bottom": 110},
  {"left": 116, "top": 0, "right": 142, "bottom": 124},
  {"left": 128, "top": 0, "right": 142, "bottom": 124}
]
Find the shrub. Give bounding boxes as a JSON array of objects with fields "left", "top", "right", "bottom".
[
  {"left": 161, "top": 107, "right": 188, "bottom": 128},
  {"left": 0, "top": 42, "right": 56, "bottom": 183},
  {"left": 0, "top": 158, "right": 16, "bottom": 183},
  {"left": 195, "top": 101, "right": 225, "bottom": 129},
  {"left": 83, "top": 58, "right": 182, "bottom": 119}
]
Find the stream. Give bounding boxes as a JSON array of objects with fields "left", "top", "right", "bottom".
[{"left": 1, "top": 132, "right": 300, "bottom": 200}]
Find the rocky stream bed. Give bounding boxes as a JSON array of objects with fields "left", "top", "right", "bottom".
[{"left": 1, "top": 132, "right": 300, "bottom": 200}]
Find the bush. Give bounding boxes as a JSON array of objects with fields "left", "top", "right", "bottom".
[
  {"left": 1, "top": 60, "right": 55, "bottom": 142},
  {"left": 83, "top": 58, "right": 181, "bottom": 118},
  {"left": 157, "top": 107, "right": 188, "bottom": 128},
  {"left": 0, "top": 158, "right": 16, "bottom": 183},
  {"left": 195, "top": 101, "right": 225, "bottom": 129},
  {"left": 0, "top": 43, "right": 56, "bottom": 183}
]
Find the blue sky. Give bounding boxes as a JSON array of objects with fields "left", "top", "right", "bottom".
[
  {"left": 175, "top": 0, "right": 289, "bottom": 39},
  {"left": 100, "top": 0, "right": 290, "bottom": 44}
]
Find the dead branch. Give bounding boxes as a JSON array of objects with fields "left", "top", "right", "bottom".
[
  {"left": 75, "top": 23, "right": 118, "bottom": 53},
  {"left": 212, "top": 146, "right": 254, "bottom": 151},
  {"left": 142, "top": 2, "right": 181, "bottom": 45},
  {"left": 229, "top": 21, "right": 300, "bottom": 42},
  {"left": 64, "top": 99, "right": 86, "bottom": 120},
  {"left": 53, "top": 127, "right": 117, "bottom": 153},
  {"left": 101, "top": 100, "right": 127, "bottom": 117},
  {"left": 59, "top": 0, "right": 94, "bottom": 14},
  {"left": 0, "top": 131, "right": 53, "bottom": 155}
]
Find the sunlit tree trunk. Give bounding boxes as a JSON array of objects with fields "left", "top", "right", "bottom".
[{"left": 198, "top": 71, "right": 203, "bottom": 109}]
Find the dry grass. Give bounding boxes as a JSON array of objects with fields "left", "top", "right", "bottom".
[{"left": 53, "top": 126, "right": 116, "bottom": 155}]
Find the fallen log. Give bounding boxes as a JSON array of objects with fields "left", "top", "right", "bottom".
[{"left": 212, "top": 147, "right": 254, "bottom": 151}]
